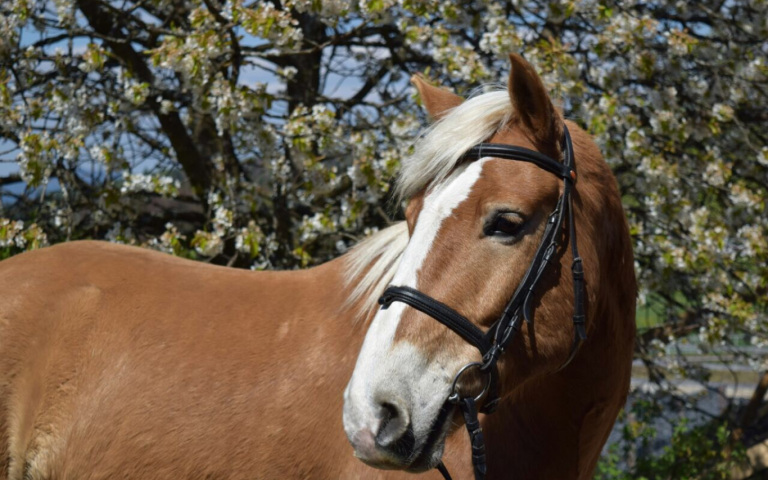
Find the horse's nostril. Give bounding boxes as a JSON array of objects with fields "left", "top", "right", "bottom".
[{"left": 375, "top": 401, "right": 409, "bottom": 448}]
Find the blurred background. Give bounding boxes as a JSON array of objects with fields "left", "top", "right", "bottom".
[{"left": 1, "top": 0, "right": 767, "bottom": 477}]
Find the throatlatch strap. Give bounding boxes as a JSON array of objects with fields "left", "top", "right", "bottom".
[{"left": 379, "top": 286, "right": 492, "bottom": 355}]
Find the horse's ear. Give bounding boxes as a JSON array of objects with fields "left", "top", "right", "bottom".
[
  {"left": 507, "top": 53, "right": 562, "bottom": 148},
  {"left": 411, "top": 74, "right": 463, "bottom": 121}
]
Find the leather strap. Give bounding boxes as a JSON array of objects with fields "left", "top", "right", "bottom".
[
  {"left": 379, "top": 285, "right": 492, "bottom": 355},
  {"left": 461, "top": 397, "right": 487, "bottom": 480},
  {"left": 436, "top": 462, "right": 453, "bottom": 480},
  {"left": 462, "top": 143, "right": 575, "bottom": 180},
  {"left": 435, "top": 398, "right": 488, "bottom": 480}
]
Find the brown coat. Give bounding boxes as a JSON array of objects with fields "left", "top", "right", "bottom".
[{"left": 0, "top": 242, "right": 451, "bottom": 479}]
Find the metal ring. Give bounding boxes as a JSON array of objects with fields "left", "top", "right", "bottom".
[{"left": 447, "top": 362, "right": 492, "bottom": 404}]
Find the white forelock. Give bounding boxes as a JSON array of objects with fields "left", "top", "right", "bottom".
[{"left": 395, "top": 89, "right": 512, "bottom": 201}]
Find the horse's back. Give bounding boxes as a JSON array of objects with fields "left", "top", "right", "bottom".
[{"left": 0, "top": 241, "right": 359, "bottom": 479}]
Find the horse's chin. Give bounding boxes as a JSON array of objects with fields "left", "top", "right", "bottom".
[
  {"left": 403, "top": 403, "right": 457, "bottom": 473},
  {"left": 403, "top": 441, "right": 446, "bottom": 473},
  {"left": 354, "top": 439, "right": 445, "bottom": 473}
]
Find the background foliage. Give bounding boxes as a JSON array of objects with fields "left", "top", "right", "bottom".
[{"left": 2, "top": 0, "right": 767, "bottom": 476}]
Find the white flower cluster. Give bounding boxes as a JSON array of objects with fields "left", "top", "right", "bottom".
[
  {"left": 235, "top": 220, "right": 264, "bottom": 258},
  {"left": 17, "top": 132, "right": 55, "bottom": 186},
  {"left": 282, "top": 104, "right": 342, "bottom": 167},
  {"left": 122, "top": 77, "right": 150, "bottom": 106},
  {"left": 479, "top": 4, "right": 520, "bottom": 56},
  {"left": 757, "top": 146, "right": 768, "bottom": 167},
  {"left": 345, "top": 131, "right": 401, "bottom": 203},
  {"left": 53, "top": 0, "right": 75, "bottom": 26},
  {"left": 190, "top": 192, "right": 237, "bottom": 259},
  {"left": 0, "top": 219, "right": 27, "bottom": 249},
  {"left": 146, "top": 223, "right": 186, "bottom": 255},
  {"left": 120, "top": 173, "right": 180, "bottom": 197},
  {"left": 433, "top": 43, "right": 489, "bottom": 82},
  {"left": 711, "top": 103, "right": 734, "bottom": 122},
  {"left": 0, "top": 218, "right": 48, "bottom": 250},
  {"left": 78, "top": 43, "right": 107, "bottom": 73},
  {"left": 298, "top": 212, "right": 334, "bottom": 243},
  {"left": 287, "top": 0, "right": 353, "bottom": 20},
  {"left": 105, "top": 221, "right": 135, "bottom": 244},
  {"left": 192, "top": 230, "right": 224, "bottom": 257},
  {"left": 208, "top": 77, "right": 255, "bottom": 136},
  {"left": 212, "top": 204, "right": 234, "bottom": 237},
  {"left": 0, "top": 5, "right": 22, "bottom": 57},
  {"left": 240, "top": 2, "right": 303, "bottom": 48}
]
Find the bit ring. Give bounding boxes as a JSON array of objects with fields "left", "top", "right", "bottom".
[{"left": 447, "top": 362, "right": 492, "bottom": 404}]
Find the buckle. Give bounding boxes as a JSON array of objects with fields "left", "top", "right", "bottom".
[
  {"left": 480, "top": 346, "right": 502, "bottom": 372},
  {"left": 571, "top": 257, "right": 584, "bottom": 277},
  {"left": 498, "top": 316, "right": 520, "bottom": 347}
]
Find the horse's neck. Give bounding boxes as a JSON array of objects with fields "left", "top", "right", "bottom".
[
  {"left": 273, "top": 255, "right": 353, "bottom": 317},
  {"left": 277, "top": 256, "right": 365, "bottom": 358},
  {"left": 483, "top": 337, "right": 631, "bottom": 479},
  {"left": 248, "top": 257, "right": 380, "bottom": 477}
]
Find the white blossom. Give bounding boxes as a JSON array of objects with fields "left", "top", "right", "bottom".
[{"left": 121, "top": 173, "right": 180, "bottom": 196}]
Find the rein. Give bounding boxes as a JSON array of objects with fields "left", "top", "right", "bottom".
[{"left": 378, "top": 125, "right": 586, "bottom": 480}]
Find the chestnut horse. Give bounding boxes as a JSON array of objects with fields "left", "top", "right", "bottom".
[{"left": 0, "top": 54, "right": 635, "bottom": 480}]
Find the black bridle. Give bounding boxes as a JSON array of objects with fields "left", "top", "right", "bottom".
[{"left": 377, "top": 125, "right": 586, "bottom": 480}]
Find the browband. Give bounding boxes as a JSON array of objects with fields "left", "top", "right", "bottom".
[{"left": 461, "top": 143, "right": 576, "bottom": 180}]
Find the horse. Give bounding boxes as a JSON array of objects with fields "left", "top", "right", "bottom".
[{"left": 0, "top": 53, "right": 635, "bottom": 479}]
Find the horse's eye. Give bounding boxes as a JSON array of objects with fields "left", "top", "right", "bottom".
[{"left": 484, "top": 212, "right": 524, "bottom": 238}]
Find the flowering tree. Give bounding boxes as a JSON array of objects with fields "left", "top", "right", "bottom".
[{"left": 1, "top": 0, "right": 767, "bottom": 475}]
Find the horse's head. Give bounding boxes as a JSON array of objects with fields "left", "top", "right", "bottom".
[{"left": 343, "top": 54, "right": 631, "bottom": 472}]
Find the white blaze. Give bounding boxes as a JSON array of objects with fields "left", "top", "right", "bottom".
[{"left": 343, "top": 158, "right": 491, "bottom": 458}]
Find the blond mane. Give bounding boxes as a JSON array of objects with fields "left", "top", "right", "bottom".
[{"left": 344, "top": 88, "right": 514, "bottom": 315}]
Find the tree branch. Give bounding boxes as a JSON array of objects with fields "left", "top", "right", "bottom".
[
  {"left": 0, "top": 174, "right": 22, "bottom": 187},
  {"left": 75, "top": 0, "right": 213, "bottom": 197}
]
